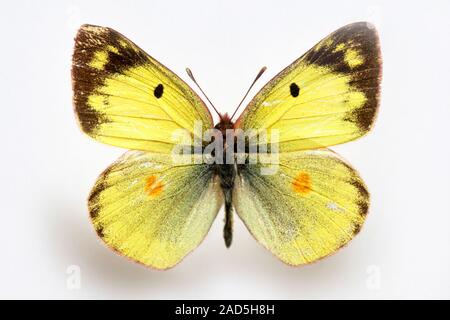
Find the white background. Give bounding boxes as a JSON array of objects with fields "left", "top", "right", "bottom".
[{"left": 1, "top": 0, "right": 449, "bottom": 299}]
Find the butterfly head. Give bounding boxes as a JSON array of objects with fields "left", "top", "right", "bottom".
[{"left": 215, "top": 113, "right": 234, "bottom": 134}]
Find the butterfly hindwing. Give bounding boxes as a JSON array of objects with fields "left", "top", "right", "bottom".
[
  {"left": 89, "top": 151, "right": 222, "bottom": 269},
  {"left": 233, "top": 149, "right": 369, "bottom": 265},
  {"left": 72, "top": 25, "right": 213, "bottom": 153},
  {"left": 236, "top": 22, "right": 382, "bottom": 151}
]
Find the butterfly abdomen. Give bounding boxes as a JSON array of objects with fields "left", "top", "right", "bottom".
[{"left": 218, "top": 165, "right": 235, "bottom": 248}]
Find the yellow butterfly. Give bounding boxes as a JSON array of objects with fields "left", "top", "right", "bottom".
[{"left": 72, "top": 22, "right": 382, "bottom": 269}]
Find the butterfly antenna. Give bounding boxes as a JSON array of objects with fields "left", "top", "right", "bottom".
[
  {"left": 186, "top": 68, "right": 221, "bottom": 119},
  {"left": 230, "top": 66, "right": 267, "bottom": 121}
]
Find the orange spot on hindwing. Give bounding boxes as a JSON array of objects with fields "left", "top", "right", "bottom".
[
  {"left": 292, "top": 172, "right": 312, "bottom": 195},
  {"left": 144, "top": 175, "right": 163, "bottom": 196}
]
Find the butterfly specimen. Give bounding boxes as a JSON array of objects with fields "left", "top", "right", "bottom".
[{"left": 72, "top": 22, "right": 382, "bottom": 269}]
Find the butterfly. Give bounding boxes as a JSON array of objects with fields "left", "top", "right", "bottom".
[{"left": 72, "top": 22, "right": 382, "bottom": 269}]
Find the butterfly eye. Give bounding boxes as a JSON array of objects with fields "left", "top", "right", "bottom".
[
  {"left": 290, "top": 83, "right": 300, "bottom": 97},
  {"left": 154, "top": 83, "right": 164, "bottom": 98}
]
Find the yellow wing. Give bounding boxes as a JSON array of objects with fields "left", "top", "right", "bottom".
[
  {"left": 233, "top": 149, "right": 369, "bottom": 265},
  {"left": 235, "top": 22, "right": 382, "bottom": 151},
  {"left": 72, "top": 25, "right": 212, "bottom": 153},
  {"left": 89, "top": 151, "right": 222, "bottom": 269}
]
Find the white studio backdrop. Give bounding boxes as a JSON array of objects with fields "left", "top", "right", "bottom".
[{"left": 0, "top": 0, "right": 449, "bottom": 299}]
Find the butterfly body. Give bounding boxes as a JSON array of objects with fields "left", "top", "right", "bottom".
[
  {"left": 72, "top": 22, "right": 381, "bottom": 269},
  {"left": 214, "top": 114, "right": 237, "bottom": 247}
]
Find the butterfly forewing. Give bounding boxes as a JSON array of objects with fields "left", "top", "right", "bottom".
[
  {"left": 72, "top": 24, "right": 213, "bottom": 153},
  {"left": 235, "top": 22, "right": 382, "bottom": 151}
]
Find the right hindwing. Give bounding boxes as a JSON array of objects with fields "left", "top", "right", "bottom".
[{"left": 233, "top": 149, "right": 369, "bottom": 265}]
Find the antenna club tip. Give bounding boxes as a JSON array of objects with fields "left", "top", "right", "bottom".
[
  {"left": 186, "top": 67, "right": 197, "bottom": 83},
  {"left": 255, "top": 66, "right": 267, "bottom": 81}
]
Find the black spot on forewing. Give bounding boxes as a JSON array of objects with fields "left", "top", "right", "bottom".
[
  {"left": 290, "top": 83, "right": 300, "bottom": 97},
  {"left": 154, "top": 84, "right": 164, "bottom": 98},
  {"left": 301, "top": 22, "right": 382, "bottom": 132},
  {"left": 72, "top": 24, "right": 149, "bottom": 134}
]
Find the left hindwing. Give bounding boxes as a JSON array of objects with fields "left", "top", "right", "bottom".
[
  {"left": 233, "top": 149, "right": 369, "bottom": 265},
  {"left": 236, "top": 22, "right": 382, "bottom": 151},
  {"left": 89, "top": 151, "right": 223, "bottom": 269}
]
